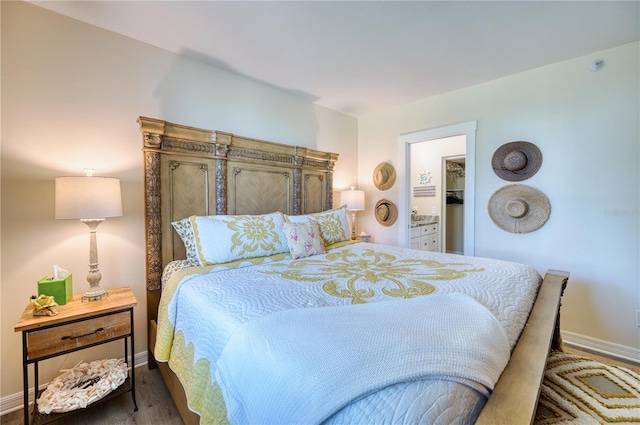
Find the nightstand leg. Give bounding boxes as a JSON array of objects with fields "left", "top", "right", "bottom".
[
  {"left": 34, "top": 362, "right": 39, "bottom": 405},
  {"left": 129, "top": 309, "right": 138, "bottom": 411},
  {"left": 22, "top": 332, "right": 29, "bottom": 425}
]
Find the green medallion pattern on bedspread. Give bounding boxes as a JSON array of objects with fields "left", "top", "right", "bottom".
[
  {"left": 262, "top": 248, "right": 484, "bottom": 304},
  {"left": 154, "top": 242, "right": 542, "bottom": 424}
]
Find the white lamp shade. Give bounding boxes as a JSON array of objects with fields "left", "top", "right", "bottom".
[
  {"left": 341, "top": 189, "right": 365, "bottom": 211},
  {"left": 55, "top": 177, "right": 123, "bottom": 219}
]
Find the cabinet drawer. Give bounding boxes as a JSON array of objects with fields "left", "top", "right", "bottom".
[
  {"left": 420, "top": 224, "right": 438, "bottom": 236},
  {"left": 26, "top": 311, "right": 130, "bottom": 360},
  {"left": 410, "top": 227, "right": 420, "bottom": 238}
]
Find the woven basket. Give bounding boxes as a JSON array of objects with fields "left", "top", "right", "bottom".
[{"left": 37, "top": 359, "right": 128, "bottom": 414}]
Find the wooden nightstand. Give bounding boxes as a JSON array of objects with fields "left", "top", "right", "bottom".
[{"left": 14, "top": 287, "right": 138, "bottom": 425}]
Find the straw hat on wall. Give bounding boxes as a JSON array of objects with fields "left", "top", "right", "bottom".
[
  {"left": 374, "top": 199, "right": 398, "bottom": 226},
  {"left": 373, "top": 162, "right": 396, "bottom": 191},
  {"left": 488, "top": 184, "right": 551, "bottom": 233},
  {"left": 492, "top": 141, "right": 542, "bottom": 181}
]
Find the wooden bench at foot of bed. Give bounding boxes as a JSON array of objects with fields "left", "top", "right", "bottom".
[{"left": 475, "top": 269, "right": 569, "bottom": 424}]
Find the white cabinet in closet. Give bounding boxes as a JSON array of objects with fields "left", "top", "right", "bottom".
[{"left": 410, "top": 223, "right": 439, "bottom": 252}]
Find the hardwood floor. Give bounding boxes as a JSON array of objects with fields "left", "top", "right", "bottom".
[
  {"left": 2, "top": 348, "right": 637, "bottom": 425},
  {"left": 1, "top": 365, "right": 182, "bottom": 425}
]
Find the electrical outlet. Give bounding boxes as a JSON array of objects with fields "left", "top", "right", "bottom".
[{"left": 431, "top": 206, "right": 437, "bottom": 214}]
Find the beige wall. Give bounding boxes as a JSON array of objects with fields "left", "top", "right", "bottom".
[
  {"left": 358, "top": 42, "right": 640, "bottom": 354},
  {"left": 2, "top": 0, "right": 638, "bottom": 410},
  {"left": 0, "top": 1, "right": 357, "bottom": 402}
]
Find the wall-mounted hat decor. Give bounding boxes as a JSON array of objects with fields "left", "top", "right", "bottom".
[
  {"left": 488, "top": 184, "right": 550, "bottom": 234},
  {"left": 491, "top": 141, "right": 542, "bottom": 181},
  {"left": 374, "top": 199, "right": 398, "bottom": 226},
  {"left": 373, "top": 162, "right": 396, "bottom": 191}
]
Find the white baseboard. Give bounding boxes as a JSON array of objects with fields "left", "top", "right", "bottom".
[
  {"left": 562, "top": 330, "right": 640, "bottom": 365},
  {"left": 0, "top": 351, "right": 148, "bottom": 417}
]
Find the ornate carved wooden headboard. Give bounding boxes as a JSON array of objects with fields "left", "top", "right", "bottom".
[{"left": 138, "top": 117, "right": 338, "bottom": 326}]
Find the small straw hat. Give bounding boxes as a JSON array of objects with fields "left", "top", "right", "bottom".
[
  {"left": 373, "top": 162, "right": 397, "bottom": 191},
  {"left": 374, "top": 199, "right": 398, "bottom": 226},
  {"left": 488, "top": 184, "right": 550, "bottom": 233},
  {"left": 492, "top": 141, "right": 542, "bottom": 181}
]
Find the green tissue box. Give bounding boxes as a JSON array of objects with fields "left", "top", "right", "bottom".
[{"left": 38, "top": 274, "right": 73, "bottom": 305}]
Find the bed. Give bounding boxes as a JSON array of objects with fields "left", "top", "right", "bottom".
[{"left": 138, "top": 117, "right": 569, "bottom": 425}]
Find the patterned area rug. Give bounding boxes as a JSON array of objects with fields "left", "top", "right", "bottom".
[{"left": 535, "top": 351, "right": 640, "bottom": 424}]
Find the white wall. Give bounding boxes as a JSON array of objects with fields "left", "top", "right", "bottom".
[
  {"left": 358, "top": 42, "right": 640, "bottom": 353},
  {"left": 0, "top": 1, "right": 357, "bottom": 401}
]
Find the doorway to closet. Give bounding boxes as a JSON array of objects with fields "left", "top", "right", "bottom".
[{"left": 398, "top": 121, "right": 477, "bottom": 256}]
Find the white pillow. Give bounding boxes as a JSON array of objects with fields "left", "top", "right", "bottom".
[
  {"left": 190, "top": 212, "right": 289, "bottom": 265},
  {"left": 286, "top": 205, "right": 350, "bottom": 246}
]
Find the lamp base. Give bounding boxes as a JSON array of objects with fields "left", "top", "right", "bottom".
[
  {"left": 350, "top": 211, "right": 357, "bottom": 240},
  {"left": 81, "top": 218, "right": 109, "bottom": 302},
  {"left": 82, "top": 288, "right": 108, "bottom": 303}
]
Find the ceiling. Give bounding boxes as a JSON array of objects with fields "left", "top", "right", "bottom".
[{"left": 30, "top": 1, "right": 640, "bottom": 117}]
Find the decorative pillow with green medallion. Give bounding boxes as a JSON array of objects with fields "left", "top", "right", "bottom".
[
  {"left": 189, "top": 212, "right": 289, "bottom": 266},
  {"left": 286, "top": 205, "right": 351, "bottom": 246}
]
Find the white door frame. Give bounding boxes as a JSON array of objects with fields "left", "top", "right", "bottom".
[{"left": 398, "top": 121, "right": 477, "bottom": 255}]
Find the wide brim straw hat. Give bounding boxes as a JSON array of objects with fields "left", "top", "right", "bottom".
[
  {"left": 375, "top": 199, "right": 398, "bottom": 226},
  {"left": 492, "top": 141, "right": 542, "bottom": 181},
  {"left": 488, "top": 184, "right": 551, "bottom": 233},
  {"left": 373, "top": 162, "right": 397, "bottom": 191}
]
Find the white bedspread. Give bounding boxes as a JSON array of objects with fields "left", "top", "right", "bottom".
[
  {"left": 216, "top": 293, "right": 509, "bottom": 425},
  {"left": 154, "top": 243, "right": 542, "bottom": 424}
]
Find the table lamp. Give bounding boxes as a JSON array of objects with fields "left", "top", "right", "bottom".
[
  {"left": 55, "top": 173, "right": 122, "bottom": 302},
  {"left": 341, "top": 186, "right": 365, "bottom": 240}
]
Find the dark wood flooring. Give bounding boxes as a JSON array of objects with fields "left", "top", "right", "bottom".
[{"left": 1, "top": 365, "right": 182, "bottom": 425}]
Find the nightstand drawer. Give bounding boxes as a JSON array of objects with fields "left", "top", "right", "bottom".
[{"left": 26, "top": 311, "right": 130, "bottom": 360}]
